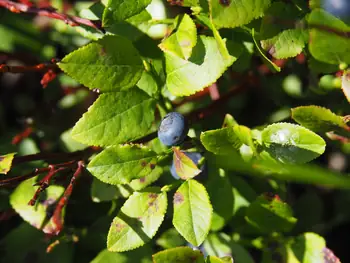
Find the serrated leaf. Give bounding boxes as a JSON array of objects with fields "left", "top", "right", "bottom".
[
  {"left": 58, "top": 35, "right": 143, "bottom": 92},
  {"left": 322, "top": 247, "right": 341, "bottom": 263},
  {"left": 103, "top": 0, "right": 152, "bottom": 26},
  {"left": 245, "top": 194, "right": 297, "bottom": 233},
  {"left": 159, "top": 14, "right": 197, "bottom": 60},
  {"left": 173, "top": 180, "right": 212, "bottom": 246},
  {"left": 0, "top": 152, "right": 15, "bottom": 174},
  {"left": 91, "top": 246, "right": 152, "bottom": 263},
  {"left": 200, "top": 127, "right": 241, "bottom": 155},
  {"left": 283, "top": 233, "right": 326, "bottom": 263},
  {"left": 252, "top": 29, "right": 281, "bottom": 72},
  {"left": 88, "top": 145, "right": 167, "bottom": 185},
  {"left": 107, "top": 189, "right": 167, "bottom": 252},
  {"left": 206, "top": 255, "right": 233, "bottom": 263},
  {"left": 137, "top": 70, "right": 158, "bottom": 97},
  {"left": 10, "top": 177, "right": 65, "bottom": 234},
  {"left": 342, "top": 70, "right": 350, "bottom": 103},
  {"left": 261, "top": 29, "right": 308, "bottom": 59},
  {"left": 261, "top": 123, "right": 326, "bottom": 164},
  {"left": 209, "top": 0, "right": 271, "bottom": 29},
  {"left": 164, "top": 35, "right": 235, "bottom": 96},
  {"left": 308, "top": 9, "right": 350, "bottom": 65},
  {"left": 173, "top": 148, "right": 201, "bottom": 180},
  {"left": 291, "top": 106, "right": 348, "bottom": 134},
  {"left": 203, "top": 233, "right": 254, "bottom": 263},
  {"left": 71, "top": 89, "right": 156, "bottom": 146},
  {"left": 152, "top": 247, "right": 205, "bottom": 263}
]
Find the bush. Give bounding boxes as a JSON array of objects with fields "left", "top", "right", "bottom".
[{"left": 0, "top": 0, "right": 349, "bottom": 262}]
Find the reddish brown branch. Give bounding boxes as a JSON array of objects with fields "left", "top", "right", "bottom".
[
  {"left": 52, "top": 161, "right": 84, "bottom": 235},
  {"left": 28, "top": 166, "right": 68, "bottom": 206},
  {"left": 0, "top": 62, "right": 58, "bottom": 73},
  {"left": 0, "top": 167, "right": 50, "bottom": 187},
  {"left": 0, "top": 0, "right": 104, "bottom": 32}
]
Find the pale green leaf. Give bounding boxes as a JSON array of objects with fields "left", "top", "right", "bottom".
[
  {"left": 0, "top": 152, "right": 15, "bottom": 174},
  {"left": 71, "top": 89, "right": 156, "bottom": 146},
  {"left": 137, "top": 70, "right": 158, "bottom": 97},
  {"left": 58, "top": 35, "right": 143, "bottom": 92},
  {"left": 342, "top": 70, "right": 350, "bottom": 103},
  {"left": 209, "top": 0, "right": 271, "bottom": 29},
  {"left": 173, "top": 148, "right": 201, "bottom": 180},
  {"left": 261, "top": 123, "right": 326, "bottom": 164},
  {"left": 159, "top": 14, "right": 197, "bottom": 60},
  {"left": 103, "top": 0, "right": 152, "bottom": 26},
  {"left": 152, "top": 247, "right": 205, "bottom": 263},
  {"left": 173, "top": 180, "right": 212, "bottom": 246},
  {"left": 10, "top": 177, "right": 65, "bottom": 234},
  {"left": 107, "top": 189, "right": 167, "bottom": 252},
  {"left": 88, "top": 145, "right": 167, "bottom": 185},
  {"left": 91, "top": 247, "right": 152, "bottom": 263},
  {"left": 164, "top": 35, "right": 235, "bottom": 96}
]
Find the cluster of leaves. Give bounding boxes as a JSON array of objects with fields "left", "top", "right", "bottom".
[{"left": 1, "top": 0, "right": 350, "bottom": 262}]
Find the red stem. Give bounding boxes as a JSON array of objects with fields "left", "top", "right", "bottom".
[
  {"left": 52, "top": 161, "right": 84, "bottom": 235},
  {"left": 0, "top": 0, "right": 104, "bottom": 32},
  {"left": 0, "top": 63, "right": 58, "bottom": 73}
]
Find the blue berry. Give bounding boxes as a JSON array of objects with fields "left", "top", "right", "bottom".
[
  {"left": 321, "top": 0, "right": 350, "bottom": 23},
  {"left": 158, "top": 112, "right": 188, "bottom": 146},
  {"left": 170, "top": 152, "right": 207, "bottom": 180}
]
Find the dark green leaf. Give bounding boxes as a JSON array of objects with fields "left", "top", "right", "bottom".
[
  {"left": 342, "top": 70, "right": 350, "bottom": 103},
  {"left": 156, "top": 228, "right": 186, "bottom": 249},
  {"left": 245, "top": 194, "right": 297, "bottom": 233},
  {"left": 261, "top": 123, "right": 326, "bottom": 164},
  {"left": 71, "top": 89, "right": 156, "bottom": 146},
  {"left": 58, "top": 35, "right": 143, "bottom": 92},
  {"left": 107, "top": 189, "right": 167, "bottom": 252},
  {"left": 88, "top": 145, "right": 167, "bottom": 185},
  {"left": 173, "top": 180, "right": 212, "bottom": 246},
  {"left": 152, "top": 247, "right": 205, "bottom": 263}
]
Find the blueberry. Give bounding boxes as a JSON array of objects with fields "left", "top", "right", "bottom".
[
  {"left": 158, "top": 112, "right": 189, "bottom": 146},
  {"left": 170, "top": 152, "right": 207, "bottom": 180},
  {"left": 186, "top": 242, "right": 208, "bottom": 257},
  {"left": 321, "top": 0, "right": 350, "bottom": 23}
]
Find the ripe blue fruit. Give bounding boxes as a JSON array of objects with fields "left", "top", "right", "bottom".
[
  {"left": 158, "top": 112, "right": 189, "bottom": 146},
  {"left": 170, "top": 152, "right": 207, "bottom": 180},
  {"left": 321, "top": 0, "right": 350, "bottom": 23}
]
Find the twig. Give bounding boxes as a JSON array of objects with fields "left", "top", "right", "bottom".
[
  {"left": 52, "top": 161, "right": 84, "bottom": 235},
  {"left": 0, "top": 167, "right": 50, "bottom": 187},
  {"left": 28, "top": 166, "right": 68, "bottom": 206},
  {"left": 208, "top": 83, "right": 220, "bottom": 101},
  {"left": 0, "top": 62, "right": 58, "bottom": 73},
  {"left": 0, "top": 0, "right": 104, "bottom": 32}
]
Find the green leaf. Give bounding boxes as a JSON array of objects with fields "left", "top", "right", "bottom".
[
  {"left": 261, "top": 29, "right": 308, "bottom": 59},
  {"left": 152, "top": 247, "right": 205, "bottom": 263},
  {"left": 173, "top": 148, "right": 202, "bottom": 180},
  {"left": 342, "top": 70, "right": 350, "bottom": 103},
  {"left": 261, "top": 123, "right": 326, "bottom": 164},
  {"left": 245, "top": 194, "right": 297, "bottom": 233},
  {"left": 159, "top": 14, "right": 197, "bottom": 60},
  {"left": 164, "top": 35, "right": 235, "bottom": 96},
  {"left": 308, "top": 9, "right": 350, "bottom": 65},
  {"left": 291, "top": 105, "right": 348, "bottom": 134},
  {"left": 173, "top": 179, "right": 212, "bottom": 246},
  {"left": 103, "top": 0, "right": 152, "bottom": 26},
  {"left": 107, "top": 189, "right": 167, "bottom": 252},
  {"left": 91, "top": 246, "right": 152, "bottom": 263},
  {"left": 156, "top": 228, "right": 186, "bottom": 249},
  {"left": 209, "top": 0, "right": 271, "bottom": 29},
  {"left": 252, "top": 29, "right": 281, "bottom": 72},
  {"left": 137, "top": 70, "right": 159, "bottom": 97},
  {"left": 88, "top": 145, "right": 167, "bottom": 185},
  {"left": 200, "top": 127, "right": 241, "bottom": 155},
  {"left": 0, "top": 152, "right": 15, "bottom": 174},
  {"left": 207, "top": 149, "right": 350, "bottom": 189},
  {"left": 206, "top": 256, "right": 233, "bottom": 263},
  {"left": 206, "top": 168, "right": 234, "bottom": 231},
  {"left": 283, "top": 233, "right": 326, "bottom": 263},
  {"left": 91, "top": 178, "right": 119, "bottom": 202},
  {"left": 10, "top": 177, "right": 65, "bottom": 235},
  {"left": 58, "top": 35, "right": 143, "bottom": 92},
  {"left": 222, "top": 113, "right": 238, "bottom": 128},
  {"left": 203, "top": 233, "right": 254, "bottom": 263},
  {"left": 71, "top": 89, "right": 156, "bottom": 146}
]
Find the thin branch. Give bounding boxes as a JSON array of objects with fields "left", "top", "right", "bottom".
[
  {"left": 0, "top": 167, "right": 50, "bottom": 187},
  {"left": 52, "top": 161, "right": 84, "bottom": 235},
  {"left": 0, "top": 0, "right": 104, "bottom": 32},
  {"left": 0, "top": 62, "right": 58, "bottom": 73}
]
